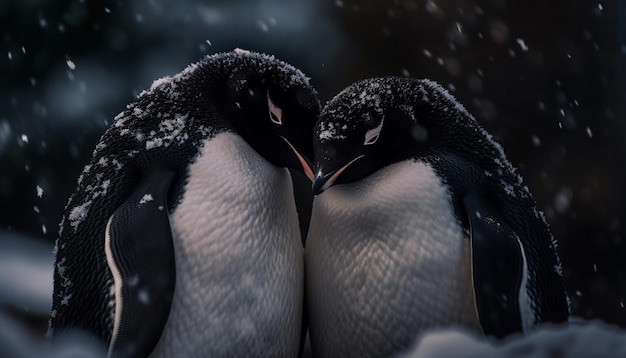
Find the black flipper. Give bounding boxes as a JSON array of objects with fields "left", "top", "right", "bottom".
[
  {"left": 464, "top": 193, "right": 527, "bottom": 338},
  {"left": 105, "top": 171, "right": 176, "bottom": 358}
]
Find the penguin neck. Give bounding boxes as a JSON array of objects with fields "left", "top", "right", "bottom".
[
  {"left": 313, "top": 160, "right": 447, "bottom": 224},
  {"left": 172, "top": 132, "right": 299, "bottom": 247}
]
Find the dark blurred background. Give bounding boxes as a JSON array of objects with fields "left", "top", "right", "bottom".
[{"left": 1, "top": 0, "right": 625, "bottom": 348}]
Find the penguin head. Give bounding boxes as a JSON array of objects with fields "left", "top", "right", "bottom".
[
  {"left": 312, "top": 77, "right": 455, "bottom": 194},
  {"left": 211, "top": 50, "right": 320, "bottom": 180}
]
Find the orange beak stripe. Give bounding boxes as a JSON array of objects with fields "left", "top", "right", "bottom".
[{"left": 281, "top": 137, "right": 314, "bottom": 181}]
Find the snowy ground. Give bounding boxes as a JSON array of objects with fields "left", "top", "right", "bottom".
[
  {"left": 2, "top": 160, "right": 621, "bottom": 357},
  {"left": 400, "top": 321, "right": 626, "bottom": 358},
  {"left": 2, "top": 311, "right": 625, "bottom": 358},
  {"left": 1, "top": 231, "right": 625, "bottom": 357}
]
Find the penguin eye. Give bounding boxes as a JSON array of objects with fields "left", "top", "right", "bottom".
[
  {"left": 267, "top": 91, "right": 283, "bottom": 125},
  {"left": 364, "top": 115, "right": 384, "bottom": 145}
]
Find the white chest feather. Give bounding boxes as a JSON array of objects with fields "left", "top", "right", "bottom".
[
  {"left": 150, "top": 133, "right": 303, "bottom": 358},
  {"left": 306, "top": 160, "right": 481, "bottom": 358}
]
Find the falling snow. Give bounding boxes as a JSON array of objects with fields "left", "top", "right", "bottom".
[
  {"left": 138, "top": 289, "right": 150, "bottom": 304},
  {"left": 554, "top": 187, "right": 573, "bottom": 214},
  {"left": 401, "top": 323, "right": 626, "bottom": 358},
  {"left": 425, "top": 0, "right": 438, "bottom": 13},
  {"left": 257, "top": 19, "right": 269, "bottom": 32},
  {"left": 516, "top": 38, "right": 529, "bottom": 52},
  {"left": 531, "top": 135, "right": 541, "bottom": 147},
  {"left": 1, "top": 3, "right": 624, "bottom": 357}
]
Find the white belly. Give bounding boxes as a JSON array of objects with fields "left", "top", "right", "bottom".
[
  {"left": 305, "top": 160, "right": 481, "bottom": 358},
  {"left": 150, "top": 133, "right": 303, "bottom": 357}
]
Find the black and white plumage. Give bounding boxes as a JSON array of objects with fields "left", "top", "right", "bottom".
[
  {"left": 49, "top": 49, "right": 319, "bottom": 357},
  {"left": 306, "top": 77, "right": 569, "bottom": 358}
]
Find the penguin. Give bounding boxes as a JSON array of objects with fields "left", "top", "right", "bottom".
[
  {"left": 49, "top": 49, "right": 319, "bottom": 358},
  {"left": 305, "top": 77, "right": 569, "bottom": 358}
]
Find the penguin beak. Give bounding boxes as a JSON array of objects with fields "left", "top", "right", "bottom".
[
  {"left": 312, "top": 170, "right": 335, "bottom": 195},
  {"left": 312, "top": 155, "right": 364, "bottom": 195},
  {"left": 280, "top": 136, "right": 315, "bottom": 181}
]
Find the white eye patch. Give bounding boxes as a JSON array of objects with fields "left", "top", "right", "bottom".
[
  {"left": 364, "top": 116, "right": 384, "bottom": 145},
  {"left": 267, "top": 91, "right": 283, "bottom": 125}
]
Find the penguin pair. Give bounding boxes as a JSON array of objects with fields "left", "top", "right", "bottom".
[
  {"left": 305, "top": 77, "right": 570, "bottom": 357},
  {"left": 50, "top": 49, "right": 568, "bottom": 358},
  {"left": 50, "top": 49, "right": 319, "bottom": 357}
]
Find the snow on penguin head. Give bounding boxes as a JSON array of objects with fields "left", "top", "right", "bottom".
[
  {"left": 64, "top": 49, "right": 320, "bottom": 233},
  {"left": 119, "top": 48, "right": 321, "bottom": 176},
  {"left": 312, "top": 77, "right": 525, "bottom": 197}
]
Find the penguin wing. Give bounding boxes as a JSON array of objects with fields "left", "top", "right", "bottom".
[
  {"left": 105, "top": 170, "right": 177, "bottom": 358},
  {"left": 463, "top": 193, "right": 527, "bottom": 338}
]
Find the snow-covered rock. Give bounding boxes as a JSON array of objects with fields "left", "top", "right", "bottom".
[
  {"left": 0, "top": 230, "right": 53, "bottom": 315},
  {"left": 399, "top": 321, "right": 626, "bottom": 358}
]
